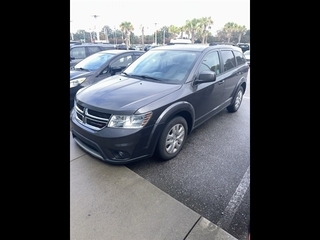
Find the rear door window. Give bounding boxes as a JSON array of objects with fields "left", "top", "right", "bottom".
[{"left": 220, "top": 50, "right": 236, "bottom": 72}]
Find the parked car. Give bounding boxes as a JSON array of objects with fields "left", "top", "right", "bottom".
[
  {"left": 70, "top": 49, "right": 145, "bottom": 109},
  {"left": 70, "top": 40, "right": 82, "bottom": 47},
  {"left": 70, "top": 43, "right": 115, "bottom": 67},
  {"left": 115, "top": 44, "right": 136, "bottom": 50},
  {"left": 144, "top": 45, "right": 159, "bottom": 51},
  {"left": 244, "top": 50, "right": 250, "bottom": 66},
  {"left": 236, "top": 43, "right": 250, "bottom": 52},
  {"left": 70, "top": 44, "right": 249, "bottom": 164}
]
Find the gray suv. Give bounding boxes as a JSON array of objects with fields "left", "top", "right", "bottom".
[{"left": 71, "top": 44, "right": 249, "bottom": 164}]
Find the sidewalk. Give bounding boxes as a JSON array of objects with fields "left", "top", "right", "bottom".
[{"left": 70, "top": 131, "right": 238, "bottom": 240}]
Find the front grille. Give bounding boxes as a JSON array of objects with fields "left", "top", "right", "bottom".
[{"left": 75, "top": 102, "right": 111, "bottom": 130}]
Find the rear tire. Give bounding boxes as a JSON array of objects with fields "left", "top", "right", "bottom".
[
  {"left": 156, "top": 116, "right": 188, "bottom": 161},
  {"left": 227, "top": 86, "right": 244, "bottom": 112}
]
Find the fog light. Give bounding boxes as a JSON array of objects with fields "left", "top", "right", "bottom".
[{"left": 111, "top": 150, "right": 130, "bottom": 159}]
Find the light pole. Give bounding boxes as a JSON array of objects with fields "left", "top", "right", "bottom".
[
  {"left": 70, "top": 21, "right": 74, "bottom": 40},
  {"left": 89, "top": 28, "right": 93, "bottom": 43},
  {"left": 163, "top": 29, "right": 165, "bottom": 45},
  {"left": 154, "top": 23, "right": 157, "bottom": 45},
  {"left": 114, "top": 26, "right": 117, "bottom": 46},
  {"left": 91, "top": 15, "right": 100, "bottom": 41}
]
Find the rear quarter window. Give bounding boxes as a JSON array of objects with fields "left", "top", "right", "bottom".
[
  {"left": 233, "top": 50, "right": 247, "bottom": 65},
  {"left": 220, "top": 50, "right": 236, "bottom": 72}
]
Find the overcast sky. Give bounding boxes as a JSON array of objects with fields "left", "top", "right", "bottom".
[{"left": 70, "top": 0, "right": 250, "bottom": 36}]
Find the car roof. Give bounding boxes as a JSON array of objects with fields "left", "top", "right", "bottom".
[
  {"left": 152, "top": 44, "right": 242, "bottom": 52},
  {"left": 70, "top": 43, "right": 114, "bottom": 48},
  {"left": 95, "top": 49, "right": 145, "bottom": 55}
]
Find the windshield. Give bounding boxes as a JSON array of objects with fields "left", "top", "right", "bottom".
[
  {"left": 123, "top": 50, "right": 199, "bottom": 84},
  {"left": 74, "top": 52, "right": 115, "bottom": 71}
]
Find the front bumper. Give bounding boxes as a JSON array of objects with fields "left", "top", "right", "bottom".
[{"left": 70, "top": 111, "right": 156, "bottom": 164}]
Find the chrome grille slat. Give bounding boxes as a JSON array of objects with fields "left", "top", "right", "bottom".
[{"left": 75, "top": 102, "right": 111, "bottom": 130}]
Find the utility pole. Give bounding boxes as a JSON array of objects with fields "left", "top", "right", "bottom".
[
  {"left": 104, "top": 26, "right": 109, "bottom": 43},
  {"left": 163, "top": 29, "right": 165, "bottom": 45},
  {"left": 70, "top": 21, "right": 74, "bottom": 40},
  {"left": 154, "top": 23, "right": 157, "bottom": 45},
  {"left": 92, "top": 15, "right": 100, "bottom": 41}
]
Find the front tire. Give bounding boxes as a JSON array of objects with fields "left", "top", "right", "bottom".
[
  {"left": 227, "top": 86, "right": 244, "bottom": 112},
  {"left": 156, "top": 116, "right": 188, "bottom": 161}
]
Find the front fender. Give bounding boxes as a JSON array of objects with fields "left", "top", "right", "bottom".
[{"left": 146, "top": 101, "right": 195, "bottom": 149}]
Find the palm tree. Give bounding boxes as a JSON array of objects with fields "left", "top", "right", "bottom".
[
  {"left": 236, "top": 25, "right": 247, "bottom": 43},
  {"left": 179, "top": 26, "right": 185, "bottom": 38},
  {"left": 223, "top": 22, "right": 237, "bottom": 43},
  {"left": 102, "top": 25, "right": 110, "bottom": 43},
  {"left": 168, "top": 25, "right": 180, "bottom": 39},
  {"left": 199, "top": 16, "right": 213, "bottom": 44},
  {"left": 185, "top": 18, "right": 200, "bottom": 43},
  {"left": 119, "top": 21, "right": 134, "bottom": 50}
]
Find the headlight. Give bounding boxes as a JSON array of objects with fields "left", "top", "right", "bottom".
[
  {"left": 70, "top": 77, "right": 86, "bottom": 87},
  {"left": 108, "top": 112, "right": 152, "bottom": 129}
]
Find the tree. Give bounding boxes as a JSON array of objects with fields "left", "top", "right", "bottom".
[
  {"left": 168, "top": 25, "right": 180, "bottom": 39},
  {"left": 223, "top": 22, "right": 237, "bottom": 43},
  {"left": 184, "top": 18, "right": 200, "bottom": 43},
  {"left": 236, "top": 25, "right": 247, "bottom": 43},
  {"left": 101, "top": 25, "right": 112, "bottom": 43},
  {"left": 199, "top": 16, "right": 213, "bottom": 44},
  {"left": 119, "top": 21, "right": 134, "bottom": 49}
]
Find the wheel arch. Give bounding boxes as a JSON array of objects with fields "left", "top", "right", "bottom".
[
  {"left": 156, "top": 101, "right": 195, "bottom": 135},
  {"left": 144, "top": 101, "right": 195, "bottom": 157},
  {"left": 231, "top": 78, "right": 246, "bottom": 104}
]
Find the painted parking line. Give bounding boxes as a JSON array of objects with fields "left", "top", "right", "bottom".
[{"left": 216, "top": 165, "right": 250, "bottom": 230}]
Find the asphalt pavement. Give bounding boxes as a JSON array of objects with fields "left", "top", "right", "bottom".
[{"left": 70, "top": 131, "right": 240, "bottom": 240}]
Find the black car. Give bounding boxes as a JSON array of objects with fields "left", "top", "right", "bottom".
[
  {"left": 70, "top": 43, "right": 115, "bottom": 67},
  {"left": 236, "top": 43, "right": 250, "bottom": 52},
  {"left": 70, "top": 49, "right": 145, "bottom": 109},
  {"left": 115, "top": 44, "right": 136, "bottom": 50},
  {"left": 70, "top": 44, "right": 249, "bottom": 164}
]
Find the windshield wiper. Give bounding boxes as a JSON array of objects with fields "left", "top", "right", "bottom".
[
  {"left": 121, "top": 72, "right": 131, "bottom": 77},
  {"left": 131, "top": 74, "right": 161, "bottom": 81},
  {"left": 74, "top": 67, "right": 90, "bottom": 72}
]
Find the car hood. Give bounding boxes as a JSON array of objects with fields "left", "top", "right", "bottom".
[
  {"left": 76, "top": 75, "right": 182, "bottom": 113},
  {"left": 70, "top": 70, "right": 93, "bottom": 80}
]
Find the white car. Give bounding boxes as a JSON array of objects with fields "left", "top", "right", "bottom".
[{"left": 244, "top": 50, "right": 250, "bottom": 66}]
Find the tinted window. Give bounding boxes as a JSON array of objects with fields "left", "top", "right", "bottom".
[
  {"left": 125, "top": 50, "right": 199, "bottom": 83},
  {"left": 221, "top": 50, "right": 236, "bottom": 72},
  {"left": 111, "top": 55, "right": 133, "bottom": 68},
  {"left": 74, "top": 52, "right": 116, "bottom": 71},
  {"left": 198, "top": 51, "right": 221, "bottom": 74},
  {"left": 70, "top": 47, "right": 86, "bottom": 59},
  {"left": 233, "top": 50, "right": 247, "bottom": 65},
  {"left": 87, "top": 46, "right": 102, "bottom": 55}
]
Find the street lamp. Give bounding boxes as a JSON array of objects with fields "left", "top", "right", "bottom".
[
  {"left": 163, "top": 29, "right": 165, "bottom": 45},
  {"left": 70, "top": 21, "right": 74, "bottom": 40},
  {"left": 91, "top": 15, "right": 100, "bottom": 41},
  {"left": 89, "top": 28, "right": 93, "bottom": 43},
  {"left": 114, "top": 26, "right": 117, "bottom": 46},
  {"left": 154, "top": 22, "right": 157, "bottom": 45}
]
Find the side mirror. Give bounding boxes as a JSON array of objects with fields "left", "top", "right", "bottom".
[
  {"left": 194, "top": 71, "right": 216, "bottom": 84},
  {"left": 110, "top": 66, "right": 123, "bottom": 75}
]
